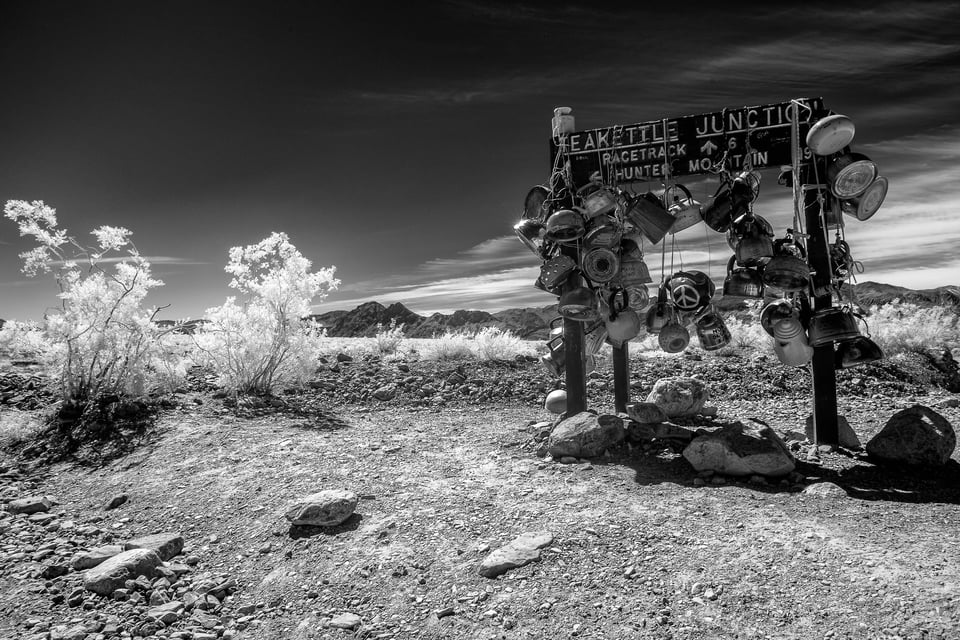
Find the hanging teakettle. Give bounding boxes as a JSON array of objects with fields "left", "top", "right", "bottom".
[
  {"left": 514, "top": 218, "right": 545, "bottom": 256},
  {"left": 623, "top": 192, "right": 675, "bottom": 244},
  {"left": 763, "top": 239, "right": 809, "bottom": 293},
  {"left": 584, "top": 319, "right": 609, "bottom": 355},
  {"left": 840, "top": 176, "right": 888, "bottom": 222},
  {"left": 808, "top": 307, "right": 861, "bottom": 347},
  {"left": 604, "top": 290, "right": 643, "bottom": 348},
  {"left": 772, "top": 316, "right": 814, "bottom": 367},
  {"left": 732, "top": 219, "right": 775, "bottom": 267},
  {"left": 702, "top": 170, "right": 760, "bottom": 232},
  {"left": 578, "top": 182, "right": 618, "bottom": 218},
  {"left": 722, "top": 256, "right": 765, "bottom": 299},
  {"left": 667, "top": 270, "right": 715, "bottom": 312},
  {"left": 619, "top": 238, "right": 653, "bottom": 286},
  {"left": 665, "top": 184, "right": 703, "bottom": 234},
  {"left": 558, "top": 286, "right": 600, "bottom": 322},
  {"left": 760, "top": 299, "right": 800, "bottom": 336},
  {"left": 524, "top": 185, "right": 552, "bottom": 222},
  {"left": 583, "top": 213, "right": 622, "bottom": 249},
  {"left": 658, "top": 320, "right": 690, "bottom": 353},
  {"left": 645, "top": 286, "right": 677, "bottom": 334},
  {"left": 539, "top": 254, "right": 576, "bottom": 293},
  {"left": 835, "top": 335, "right": 884, "bottom": 369},
  {"left": 582, "top": 247, "right": 620, "bottom": 284},
  {"left": 543, "top": 208, "right": 585, "bottom": 244},
  {"left": 695, "top": 305, "right": 732, "bottom": 351}
]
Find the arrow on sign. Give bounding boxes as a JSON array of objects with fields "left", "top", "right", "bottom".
[{"left": 700, "top": 140, "right": 718, "bottom": 154}]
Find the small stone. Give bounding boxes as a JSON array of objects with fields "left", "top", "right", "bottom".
[
  {"left": 285, "top": 489, "right": 358, "bottom": 527},
  {"left": 105, "top": 494, "right": 129, "bottom": 510},
  {"left": 646, "top": 377, "right": 709, "bottom": 417},
  {"left": 71, "top": 545, "right": 124, "bottom": 570},
  {"left": 479, "top": 532, "right": 554, "bottom": 578},
  {"left": 626, "top": 402, "right": 667, "bottom": 425},
  {"left": 123, "top": 532, "right": 184, "bottom": 561},
  {"left": 435, "top": 606, "right": 455, "bottom": 619},
  {"left": 328, "top": 612, "right": 362, "bottom": 629},
  {"left": 372, "top": 384, "right": 398, "bottom": 401},
  {"left": 7, "top": 496, "right": 53, "bottom": 515},
  {"left": 803, "top": 482, "right": 846, "bottom": 498}
]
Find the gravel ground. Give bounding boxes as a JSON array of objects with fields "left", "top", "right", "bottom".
[{"left": 1, "top": 349, "right": 959, "bottom": 640}]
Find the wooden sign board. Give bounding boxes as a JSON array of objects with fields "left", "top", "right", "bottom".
[{"left": 552, "top": 97, "right": 828, "bottom": 186}]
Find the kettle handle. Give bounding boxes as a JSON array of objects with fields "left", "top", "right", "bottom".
[
  {"left": 665, "top": 183, "right": 693, "bottom": 204},
  {"left": 608, "top": 288, "right": 629, "bottom": 321},
  {"left": 726, "top": 255, "right": 737, "bottom": 276}
]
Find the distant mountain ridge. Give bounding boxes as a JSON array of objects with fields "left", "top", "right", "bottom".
[{"left": 310, "top": 281, "right": 959, "bottom": 341}]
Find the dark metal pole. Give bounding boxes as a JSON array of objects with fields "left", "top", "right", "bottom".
[
  {"left": 802, "top": 163, "right": 839, "bottom": 445},
  {"left": 563, "top": 315, "right": 587, "bottom": 415},
  {"left": 612, "top": 343, "right": 629, "bottom": 414}
]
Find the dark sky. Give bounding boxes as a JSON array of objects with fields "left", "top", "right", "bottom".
[{"left": 2, "top": 1, "right": 959, "bottom": 320}]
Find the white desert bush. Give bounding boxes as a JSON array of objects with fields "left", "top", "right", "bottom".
[
  {"left": 0, "top": 320, "right": 48, "bottom": 360},
  {"left": 473, "top": 326, "right": 534, "bottom": 361},
  {"left": 374, "top": 319, "right": 405, "bottom": 355},
  {"left": 193, "top": 232, "right": 339, "bottom": 395},
  {"left": 418, "top": 331, "right": 475, "bottom": 361},
  {"left": 867, "top": 300, "right": 960, "bottom": 355},
  {"left": 4, "top": 200, "right": 185, "bottom": 408}
]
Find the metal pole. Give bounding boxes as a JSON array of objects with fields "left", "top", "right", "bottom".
[
  {"left": 612, "top": 343, "right": 629, "bottom": 414},
  {"left": 802, "top": 163, "right": 839, "bottom": 445},
  {"left": 563, "top": 315, "right": 587, "bottom": 415}
]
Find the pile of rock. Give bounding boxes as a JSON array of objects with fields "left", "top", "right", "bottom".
[{"left": 1, "top": 482, "right": 243, "bottom": 640}]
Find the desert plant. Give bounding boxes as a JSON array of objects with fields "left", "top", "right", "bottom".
[
  {"left": 867, "top": 300, "right": 960, "bottom": 355},
  {"left": 0, "top": 320, "right": 48, "bottom": 360},
  {"left": 4, "top": 200, "right": 185, "bottom": 412},
  {"left": 374, "top": 319, "right": 405, "bottom": 355},
  {"left": 473, "top": 326, "right": 534, "bottom": 361},
  {"left": 193, "top": 232, "right": 339, "bottom": 395},
  {"left": 418, "top": 330, "right": 475, "bottom": 361}
]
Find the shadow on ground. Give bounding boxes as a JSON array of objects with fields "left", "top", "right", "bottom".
[{"left": 288, "top": 513, "right": 363, "bottom": 539}]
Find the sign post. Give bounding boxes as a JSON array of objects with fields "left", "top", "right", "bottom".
[{"left": 546, "top": 98, "right": 849, "bottom": 439}]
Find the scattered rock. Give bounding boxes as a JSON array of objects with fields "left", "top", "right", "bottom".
[
  {"left": 285, "top": 489, "right": 358, "bottom": 526},
  {"left": 683, "top": 421, "right": 795, "bottom": 477},
  {"left": 646, "top": 377, "right": 708, "bottom": 417},
  {"left": 123, "top": 532, "right": 184, "bottom": 561},
  {"left": 105, "top": 494, "right": 129, "bottom": 510},
  {"left": 803, "top": 482, "right": 847, "bottom": 497},
  {"left": 805, "top": 414, "right": 862, "bottom": 450},
  {"left": 146, "top": 600, "right": 184, "bottom": 624},
  {"left": 479, "top": 531, "right": 554, "bottom": 578},
  {"left": 328, "top": 612, "right": 362, "bottom": 629},
  {"left": 7, "top": 496, "right": 53, "bottom": 515},
  {"left": 547, "top": 412, "right": 624, "bottom": 458},
  {"left": 372, "top": 384, "right": 397, "bottom": 401},
  {"left": 84, "top": 548, "right": 163, "bottom": 596},
  {"left": 626, "top": 402, "right": 667, "bottom": 424},
  {"left": 866, "top": 405, "right": 956, "bottom": 466}
]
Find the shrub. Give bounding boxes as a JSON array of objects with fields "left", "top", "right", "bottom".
[
  {"left": 473, "top": 326, "right": 534, "bottom": 361},
  {"left": 867, "top": 300, "right": 960, "bottom": 355},
  {"left": 193, "top": 232, "right": 339, "bottom": 395},
  {"left": 3, "top": 200, "right": 185, "bottom": 410},
  {"left": 374, "top": 319, "right": 405, "bottom": 355},
  {"left": 0, "top": 320, "right": 48, "bottom": 360},
  {"left": 418, "top": 331, "right": 474, "bottom": 361}
]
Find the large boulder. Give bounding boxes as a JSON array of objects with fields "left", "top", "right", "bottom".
[
  {"left": 84, "top": 548, "right": 162, "bottom": 596},
  {"left": 866, "top": 405, "right": 956, "bottom": 466},
  {"left": 646, "top": 377, "right": 708, "bottom": 418},
  {"left": 285, "top": 489, "right": 358, "bottom": 527},
  {"left": 547, "top": 412, "right": 624, "bottom": 458},
  {"left": 805, "top": 414, "right": 862, "bottom": 450},
  {"left": 479, "top": 532, "right": 554, "bottom": 578},
  {"left": 683, "top": 421, "right": 795, "bottom": 477},
  {"left": 71, "top": 545, "right": 124, "bottom": 571}
]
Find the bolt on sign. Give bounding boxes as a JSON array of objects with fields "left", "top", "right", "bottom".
[{"left": 553, "top": 97, "right": 828, "bottom": 186}]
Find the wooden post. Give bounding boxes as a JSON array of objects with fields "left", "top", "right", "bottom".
[
  {"left": 612, "top": 343, "right": 629, "bottom": 414},
  {"left": 563, "top": 316, "right": 587, "bottom": 415},
  {"left": 802, "top": 162, "right": 839, "bottom": 445}
]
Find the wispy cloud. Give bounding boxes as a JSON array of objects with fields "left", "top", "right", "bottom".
[{"left": 46, "top": 256, "right": 209, "bottom": 267}]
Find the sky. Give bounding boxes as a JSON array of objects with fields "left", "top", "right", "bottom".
[{"left": 1, "top": 1, "right": 959, "bottom": 321}]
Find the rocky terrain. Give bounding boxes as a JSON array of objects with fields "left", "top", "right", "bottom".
[{"left": 1, "top": 347, "right": 960, "bottom": 640}]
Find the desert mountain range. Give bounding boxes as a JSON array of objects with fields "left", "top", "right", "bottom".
[{"left": 308, "top": 282, "right": 960, "bottom": 341}]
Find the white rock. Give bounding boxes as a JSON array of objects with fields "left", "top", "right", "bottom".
[
  {"left": 683, "top": 421, "right": 795, "bottom": 477},
  {"left": 285, "top": 489, "right": 358, "bottom": 527}
]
